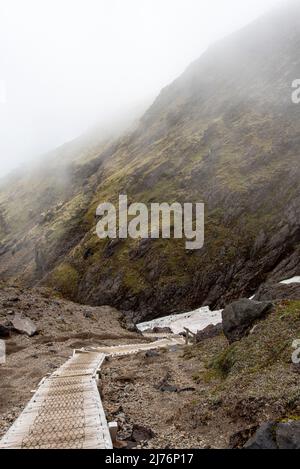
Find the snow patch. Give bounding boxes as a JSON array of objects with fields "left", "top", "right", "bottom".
[
  {"left": 280, "top": 276, "right": 300, "bottom": 285},
  {"left": 137, "top": 306, "right": 222, "bottom": 335}
]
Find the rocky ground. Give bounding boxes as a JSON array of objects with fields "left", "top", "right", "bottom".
[
  {"left": 1, "top": 281, "right": 299, "bottom": 449},
  {"left": 1, "top": 4, "right": 300, "bottom": 322},
  {"left": 0, "top": 282, "right": 145, "bottom": 438},
  {"left": 102, "top": 300, "right": 300, "bottom": 449}
]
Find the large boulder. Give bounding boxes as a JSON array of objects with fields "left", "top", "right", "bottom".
[
  {"left": 276, "top": 421, "right": 300, "bottom": 449},
  {"left": 0, "top": 324, "right": 11, "bottom": 338},
  {"left": 244, "top": 422, "right": 277, "bottom": 449},
  {"left": 151, "top": 326, "right": 172, "bottom": 334},
  {"left": 10, "top": 314, "right": 37, "bottom": 337},
  {"left": 222, "top": 298, "right": 274, "bottom": 343},
  {"left": 195, "top": 323, "right": 223, "bottom": 343},
  {"left": 131, "top": 424, "right": 155, "bottom": 442},
  {"left": 244, "top": 420, "right": 300, "bottom": 449},
  {"left": 254, "top": 282, "right": 300, "bottom": 301}
]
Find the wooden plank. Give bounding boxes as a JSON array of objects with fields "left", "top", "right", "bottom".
[
  {"left": 0, "top": 352, "right": 112, "bottom": 449},
  {"left": 0, "top": 336, "right": 185, "bottom": 449}
]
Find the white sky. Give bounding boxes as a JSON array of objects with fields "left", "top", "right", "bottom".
[{"left": 0, "top": 0, "right": 281, "bottom": 176}]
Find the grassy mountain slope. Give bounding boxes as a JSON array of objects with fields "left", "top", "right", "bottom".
[
  {"left": 0, "top": 2, "right": 300, "bottom": 321},
  {"left": 102, "top": 300, "right": 300, "bottom": 448}
]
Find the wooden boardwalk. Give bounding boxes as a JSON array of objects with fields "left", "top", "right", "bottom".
[
  {"left": 0, "top": 335, "right": 184, "bottom": 449},
  {"left": 83, "top": 336, "right": 184, "bottom": 357},
  {"left": 0, "top": 352, "right": 111, "bottom": 449}
]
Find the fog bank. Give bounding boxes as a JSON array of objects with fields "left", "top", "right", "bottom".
[{"left": 0, "top": 0, "right": 281, "bottom": 176}]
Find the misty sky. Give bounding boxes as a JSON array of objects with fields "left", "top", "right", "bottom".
[{"left": 0, "top": 0, "right": 282, "bottom": 176}]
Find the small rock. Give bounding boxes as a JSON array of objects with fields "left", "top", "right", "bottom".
[
  {"left": 152, "top": 327, "right": 172, "bottom": 334},
  {"left": 159, "top": 384, "right": 178, "bottom": 393},
  {"left": 177, "top": 387, "right": 196, "bottom": 393},
  {"left": 249, "top": 324, "right": 259, "bottom": 335},
  {"left": 83, "top": 248, "right": 93, "bottom": 260},
  {"left": 145, "top": 349, "right": 159, "bottom": 358},
  {"left": 196, "top": 323, "right": 223, "bottom": 342},
  {"left": 132, "top": 424, "right": 155, "bottom": 442},
  {"left": 292, "top": 339, "right": 300, "bottom": 349},
  {"left": 83, "top": 311, "right": 93, "bottom": 319},
  {"left": 244, "top": 422, "right": 277, "bottom": 449},
  {"left": 254, "top": 282, "right": 300, "bottom": 302},
  {"left": 168, "top": 345, "right": 178, "bottom": 352},
  {"left": 222, "top": 298, "right": 274, "bottom": 343},
  {"left": 276, "top": 421, "right": 300, "bottom": 449},
  {"left": 0, "top": 324, "right": 11, "bottom": 338},
  {"left": 229, "top": 425, "right": 259, "bottom": 449},
  {"left": 48, "top": 363, "right": 58, "bottom": 370},
  {"left": 10, "top": 314, "right": 37, "bottom": 337},
  {"left": 126, "top": 441, "right": 138, "bottom": 449},
  {"left": 244, "top": 420, "right": 300, "bottom": 449},
  {"left": 8, "top": 297, "right": 20, "bottom": 303}
]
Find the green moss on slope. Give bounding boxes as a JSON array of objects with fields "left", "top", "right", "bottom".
[{"left": 49, "top": 263, "right": 79, "bottom": 298}]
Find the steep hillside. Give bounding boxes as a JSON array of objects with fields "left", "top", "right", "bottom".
[
  {"left": 102, "top": 300, "right": 300, "bottom": 448},
  {"left": 0, "top": 2, "right": 300, "bottom": 321},
  {"left": 0, "top": 282, "right": 143, "bottom": 438}
]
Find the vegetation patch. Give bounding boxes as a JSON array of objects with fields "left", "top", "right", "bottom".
[
  {"left": 49, "top": 263, "right": 79, "bottom": 299},
  {"left": 208, "top": 345, "right": 237, "bottom": 379}
]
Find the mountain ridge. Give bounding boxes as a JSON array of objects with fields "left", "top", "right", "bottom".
[{"left": 1, "top": 2, "right": 300, "bottom": 321}]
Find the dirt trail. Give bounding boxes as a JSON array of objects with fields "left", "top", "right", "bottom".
[
  {"left": 2, "top": 284, "right": 298, "bottom": 449},
  {"left": 101, "top": 342, "right": 210, "bottom": 449},
  {"left": 0, "top": 284, "right": 145, "bottom": 439},
  {"left": 0, "top": 334, "right": 186, "bottom": 449}
]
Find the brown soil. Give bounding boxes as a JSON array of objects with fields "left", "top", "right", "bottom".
[
  {"left": 0, "top": 283, "right": 144, "bottom": 438},
  {"left": 1, "top": 283, "right": 299, "bottom": 450},
  {"left": 101, "top": 301, "right": 300, "bottom": 449}
]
